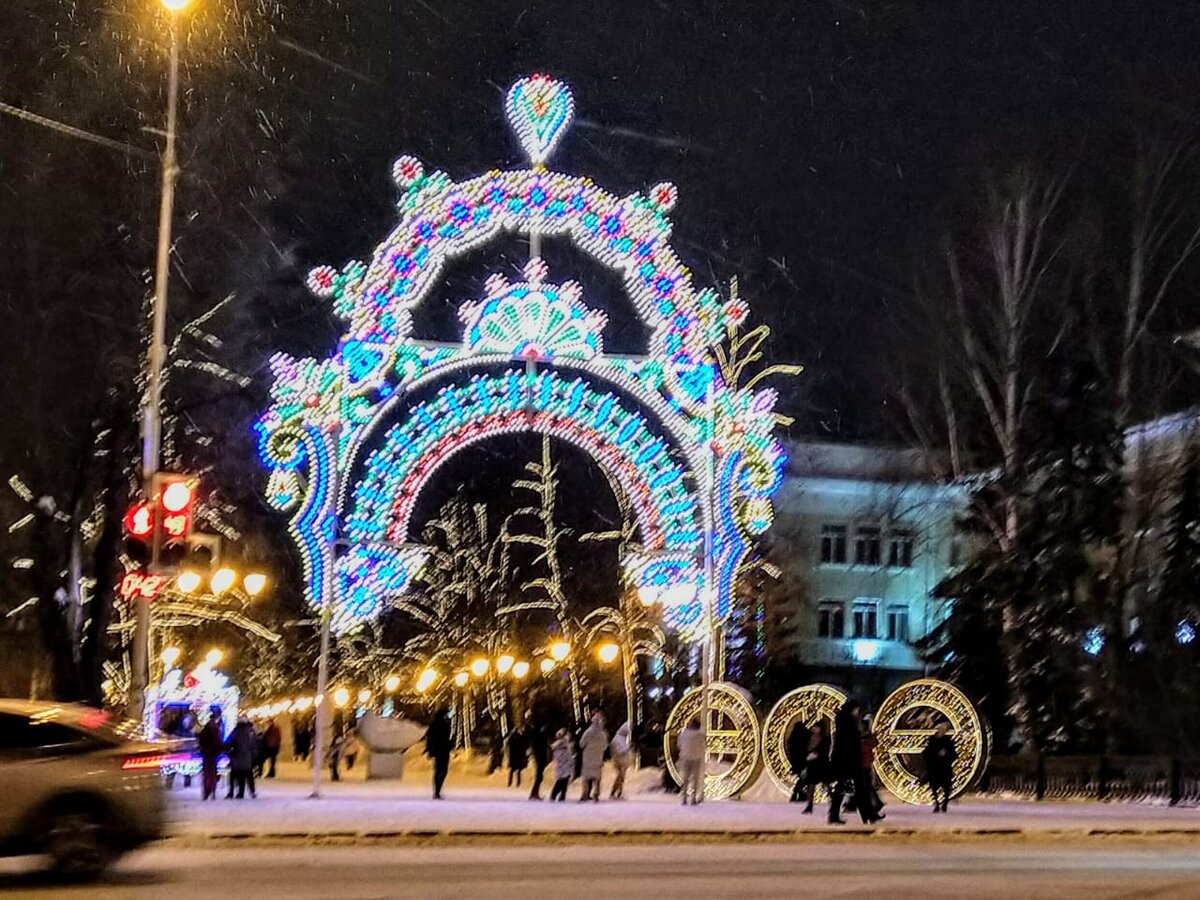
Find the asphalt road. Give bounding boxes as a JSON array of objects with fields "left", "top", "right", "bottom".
[{"left": 2, "top": 840, "right": 1199, "bottom": 898}]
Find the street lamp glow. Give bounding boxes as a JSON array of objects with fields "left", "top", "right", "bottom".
[
  {"left": 211, "top": 567, "right": 236, "bottom": 594},
  {"left": 511, "top": 660, "right": 530, "bottom": 679},
  {"left": 160, "top": 646, "right": 181, "bottom": 669},
  {"left": 384, "top": 674, "right": 401, "bottom": 693},
  {"left": 496, "top": 653, "right": 515, "bottom": 675},
  {"left": 294, "top": 697, "right": 313, "bottom": 712},
  {"left": 416, "top": 668, "right": 439, "bottom": 692},
  {"left": 160, "top": 0, "right": 192, "bottom": 10},
  {"left": 549, "top": 641, "right": 570, "bottom": 662},
  {"left": 357, "top": 688, "right": 372, "bottom": 705},
  {"left": 469, "top": 658, "right": 489, "bottom": 678},
  {"left": 204, "top": 648, "right": 223, "bottom": 667},
  {"left": 332, "top": 687, "right": 350, "bottom": 708},
  {"left": 539, "top": 658, "right": 556, "bottom": 674},
  {"left": 453, "top": 671, "right": 469, "bottom": 688},
  {"left": 596, "top": 642, "right": 620, "bottom": 664},
  {"left": 176, "top": 571, "right": 201, "bottom": 593},
  {"left": 243, "top": 572, "right": 267, "bottom": 597}
]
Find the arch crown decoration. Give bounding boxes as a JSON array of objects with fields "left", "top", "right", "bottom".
[{"left": 255, "top": 75, "right": 787, "bottom": 635}]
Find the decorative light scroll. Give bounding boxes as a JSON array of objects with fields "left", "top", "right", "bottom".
[{"left": 760, "top": 683, "right": 847, "bottom": 798}]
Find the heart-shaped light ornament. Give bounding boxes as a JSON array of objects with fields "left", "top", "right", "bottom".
[{"left": 505, "top": 74, "right": 575, "bottom": 166}]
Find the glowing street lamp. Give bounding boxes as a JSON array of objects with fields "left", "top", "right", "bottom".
[
  {"left": 211, "top": 567, "right": 236, "bottom": 594},
  {"left": 384, "top": 674, "right": 401, "bottom": 693},
  {"left": 469, "top": 658, "right": 489, "bottom": 678},
  {"left": 416, "top": 668, "right": 439, "bottom": 692},
  {"left": 596, "top": 642, "right": 620, "bottom": 664},
  {"left": 243, "top": 572, "right": 267, "bottom": 597},
  {"left": 496, "top": 653, "right": 515, "bottom": 675},
  {"left": 160, "top": 0, "right": 192, "bottom": 10},
  {"left": 176, "top": 571, "right": 201, "bottom": 593},
  {"left": 549, "top": 641, "right": 570, "bottom": 662},
  {"left": 511, "top": 660, "right": 530, "bottom": 679},
  {"left": 294, "top": 697, "right": 313, "bottom": 712},
  {"left": 539, "top": 658, "right": 556, "bottom": 675},
  {"left": 204, "top": 648, "right": 223, "bottom": 667},
  {"left": 160, "top": 646, "right": 181, "bottom": 669},
  {"left": 332, "top": 687, "right": 350, "bottom": 708},
  {"left": 453, "top": 671, "right": 469, "bottom": 688},
  {"left": 357, "top": 688, "right": 372, "bottom": 705}
]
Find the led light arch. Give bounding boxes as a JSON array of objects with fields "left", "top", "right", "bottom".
[{"left": 256, "top": 75, "right": 787, "bottom": 637}]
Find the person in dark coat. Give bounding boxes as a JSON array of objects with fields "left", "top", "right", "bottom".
[
  {"left": 784, "top": 721, "right": 811, "bottom": 803},
  {"left": 506, "top": 725, "right": 529, "bottom": 787},
  {"left": 922, "top": 722, "right": 958, "bottom": 813},
  {"left": 197, "top": 708, "right": 225, "bottom": 801},
  {"left": 802, "top": 721, "right": 836, "bottom": 815},
  {"left": 829, "top": 700, "right": 882, "bottom": 824},
  {"left": 527, "top": 717, "right": 551, "bottom": 800},
  {"left": 425, "top": 706, "right": 453, "bottom": 799},
  {"left": 261, "top": 719, "right": 282, "bottom": 778},
  {"left": 294, "top": 718, "right": 312, "bottom": 761},
  {"left": 225, "top": 715, "right": 258, "bottom": 799}
]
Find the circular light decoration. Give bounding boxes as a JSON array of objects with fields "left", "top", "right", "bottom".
[
  {"left": 663, "top": 682, "right": 761, "bottom": 801},
  {"left": 760, "top": 683, "right": 847, "bottom": 798},
  {"left": 254, "top": 75, "right": 788, "bottom": 641},
  {"left": 871, "top": 678, "right": 991, "bottom": 806}
]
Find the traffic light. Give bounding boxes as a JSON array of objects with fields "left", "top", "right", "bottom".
[
  {"left": 150, "top": 473, "right": 197, "bottom": 573},
  {"left": 123, "top": 502, "right": 156, "bottom": 565}
]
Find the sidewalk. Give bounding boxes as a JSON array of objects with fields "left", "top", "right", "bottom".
[{"left": 168, "top": 759, "right": 1200, "bottom": 842}]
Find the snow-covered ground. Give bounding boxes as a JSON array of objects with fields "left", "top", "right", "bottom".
[{"left": 167, "top": 757, "right": 1200, "bottom": 837}]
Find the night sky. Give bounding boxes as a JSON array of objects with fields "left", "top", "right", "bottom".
[{"left": 3, "top": 0, "right": 1200, "bottom": 574}]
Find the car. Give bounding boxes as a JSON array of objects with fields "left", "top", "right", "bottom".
[{"left": 0, "top": 699, "right": 171, "bottom": 879}]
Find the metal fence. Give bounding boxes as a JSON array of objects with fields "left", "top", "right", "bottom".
[{"left": 977, "top": 755, "right": 1200, "bottom": 805}]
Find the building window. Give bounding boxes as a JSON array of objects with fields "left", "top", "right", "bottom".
[
  {"left": 820, "top": 525, "right": 847, "bottom": 565},
  {"left": 818, "top": 601, "right": 845, "bottom": 638},
  {"left": 854, "top": 526, "right": 881, "bottom": 566},
  {"left": 948, "top": 537, "right": 963, "bottom": 568},
  {"left": 851, "top": 598, "right": 880, "bottom": 638},
  {"left": 888, "top": 530, "right": 914, "bottom": 568},
  {"left": 887, "top": 604, "right": 910, "bottom": 642}
]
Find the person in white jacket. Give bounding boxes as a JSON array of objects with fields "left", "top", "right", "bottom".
[
  {"left": 577, "top": 712, "right": 609, "bottom": 801},
  {"left": 609, "top": 721, "right": 634, "bottom": 799},
  {"left": 676, "top": 718, "right": 707, "bottom": 805},
  {"left": 549, "top": 728, "right": 575, "bottom": 801}
]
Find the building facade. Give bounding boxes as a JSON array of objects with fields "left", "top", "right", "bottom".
[{"left": 761, "top": 439, "right": 965, "bottom": 699}]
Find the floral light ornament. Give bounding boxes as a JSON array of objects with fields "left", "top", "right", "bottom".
[{"left": 256, "top": 75, "right": 788, "bottom": 638}]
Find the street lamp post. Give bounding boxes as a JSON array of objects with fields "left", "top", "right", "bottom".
[{"left": 131, "top": 0, "right": 191, "bottom": 721}]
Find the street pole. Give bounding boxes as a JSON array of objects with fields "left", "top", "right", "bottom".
[
  {"left": 699, "top": 373, "right": 716, "bottom": 800},
  {"left": 311, "top": 428, "right": 339, "bottom": 799},
  {"left": 130, "top": 15, "right": 182, "bottom": 721}
]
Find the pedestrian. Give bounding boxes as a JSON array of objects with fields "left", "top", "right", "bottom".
[
  {"left": 676, "top": 717, "right": 706, "bottom": 805},
  {"left": 550, "top": 728, "right": 575, "bottom": 801},
  {"left": 829, "top": 699, "right": 882, "bottom": 824},
  {"left": 506, "top": 723, "right": 529, "bottom": 787},
  {"left": 527, "top": 716, "right": 551, "bottom": 800},
  {"left": 577, "top": 711, "right": 608, "bottom": 801},
  {"left": 801, "top": 720, "right": 835, "bottom": 815},
  {"left": 225, "top": 714, "right": 258, "bottom": 799},
  {"left": 262, "top": 718, "right": 282, "bottom": 778},
  {"left": 197, "top": 706, "right": 225, "bottom": 801},
  {"left": 328, "top": 730, "right": 345, "bottom": 782},
  {"left": 294, "top": 718, "right": 312, "bottom": 762},
  {"left": 785, "top": 720, "right": 810, "bottom": 803},
  {"left": 425, "top": 706, "right": 453, "bottom": 799},
  {"left": 609, "top": 721, "right": 634, "bottom": 799},
  {"left": 922, "top": 722, "right": 957, "bottom": 813},
  {"left": 341, "top": 726, "right": 361, "bottom": 771},
  {"left": 860, "top": 714, "right": 885, "bottom": 816}
]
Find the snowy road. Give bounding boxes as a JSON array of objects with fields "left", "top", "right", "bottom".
[{"left": 3, "top": 841, "right": 1200, "bottom": 899}]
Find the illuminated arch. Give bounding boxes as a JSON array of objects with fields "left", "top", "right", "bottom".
[{"left": 256, "top": 75, "right": 786, "bottom": 637}]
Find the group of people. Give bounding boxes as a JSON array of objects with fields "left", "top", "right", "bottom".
[
  {"left": 787, "top": 699, "right": 958, "bottom": 823},
  {"left": 196, "top": 708, "right": 283, "bottom": 801},
  {"left": 424, "top": 708, "right": 636, "bottom": 802}
]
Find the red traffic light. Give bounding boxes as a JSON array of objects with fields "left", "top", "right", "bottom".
[{"left": 124, "top": 503, "right": 155, "bottom": 539}]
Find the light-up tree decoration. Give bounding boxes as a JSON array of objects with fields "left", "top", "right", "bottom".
[{"left": 255, "top": 74, "right": 787, "bottom": 647}]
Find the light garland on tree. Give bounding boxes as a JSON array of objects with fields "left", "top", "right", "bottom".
[{"left": 255, "top": 75, "right": 786, "bottom": 639}]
